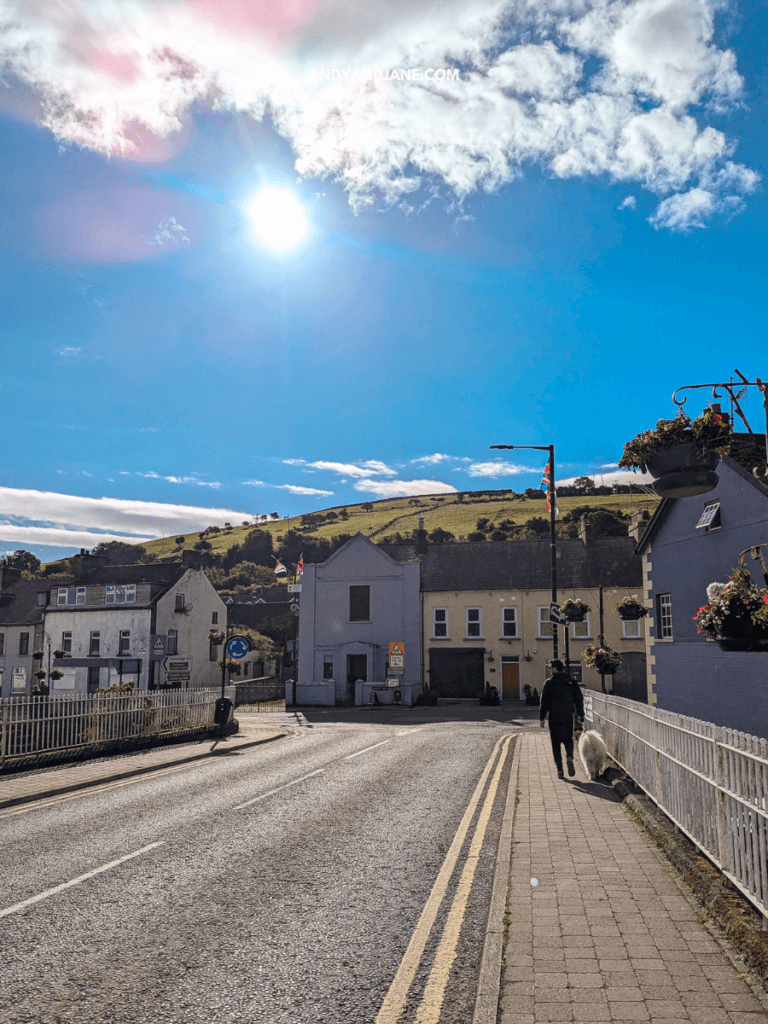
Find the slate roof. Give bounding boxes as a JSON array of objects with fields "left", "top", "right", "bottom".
[
  {"left": 0, "top": 580, "right": 53, "bottom": 626},
  {"left": 226, "top": 604, "right": 293, "bottom": 628},
  {"left": 728, "top": 433, "right": 768, "bottom": 474},
  {"left": 388, "top": 538, "right": 641, "bottom": 592},
  {"left": 224, "top": 586, "right": 291, "bottom": 604},
  {"left": 74, "top": 563, "right": 189, "bottom": 587}
]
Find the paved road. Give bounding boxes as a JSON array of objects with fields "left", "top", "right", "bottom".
[{"left": 0, "top": 717, "right": 519, "bottom": 1024}]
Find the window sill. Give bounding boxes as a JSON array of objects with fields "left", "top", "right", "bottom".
[
  {"left": 430, "top": 636, "right": 450, "bottom": 641},
  {"left": 498, "top": 636, "right": 519, "bottom": 641},
  {"left": 654, "top": 637, "right": 674, "bottom": 642},
  {"left": 464, "top": 636, "right": 484, "bottom": 641}
]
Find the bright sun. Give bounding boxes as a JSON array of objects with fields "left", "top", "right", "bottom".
[{"left": 245, "top": 187, "right": 309, "bottom": 252}]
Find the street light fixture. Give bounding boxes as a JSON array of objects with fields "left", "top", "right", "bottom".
[{"left": 490, "top": 443, "right": 559, "bottom": 661}]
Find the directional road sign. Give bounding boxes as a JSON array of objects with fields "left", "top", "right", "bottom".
[
  {"left": 226, "top": 635, "right": 250, "bottom": 660},
  {"left": 388, "top": 641, "right": 404, "bottom": 668},
  {"left": 288, "top": 584, "right": 302, "bottom": 593}
]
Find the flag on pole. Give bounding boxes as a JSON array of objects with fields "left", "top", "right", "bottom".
[
  {"left": 273, "top": 557, "right": 288, "bottom": 575},
  {"left": 296, "top": 554, "right": 304, "bottom": 578},
  {"left": 541, "top": 461, "right": 559, "bottom": 516}
]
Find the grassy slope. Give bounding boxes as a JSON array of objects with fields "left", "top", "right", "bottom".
[{"left": 134, "top": 488, "right": 659, "bottom": 564}]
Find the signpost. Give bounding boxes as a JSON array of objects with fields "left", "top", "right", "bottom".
[
  {"left": 226, "top": 635, "right": 250, "bottom": 661},
  {"left": 388, "top": 642, "right": 404, "bottom": 669},
  {"left": 162, "top": 655, "right": 192, "bottom": 687}
]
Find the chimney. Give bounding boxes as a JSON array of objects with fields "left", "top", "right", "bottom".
[
  {"left": 181, "top": 549, "right": 201, "bottom": 569},
  {"left": 71, "top": 548, "right": 108, "bottom": 580},
  {"left": 629, "top": 509, "right": 650, "bottom": 543},
  {"left": 578, "top": 515, "right": 593, "bottom": 547},
  {"left": 0, "top": 567, "right": 22, "bottom": 589},
  {"left": 415, "top": 515, "right": 427, "bottom": 556}
]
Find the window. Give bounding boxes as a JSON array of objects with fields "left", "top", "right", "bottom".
[
  {"left": 106, "top": 585, "right": 136, "bottom": 605},
  {"left": 119, "top": 630, "right": 131, "bottom": 655},
  {"left": 465, "top": 607, "right": 481, "bottom": 638},
  {"left": 349, "top": 585, "right": 370, "bottom": 622},
  {"left": 538, "top": 606, "right": 555, "bottom": 637},
  {"left": 61, "top": 631, "right": 72, "bottom": 655},
  {"left": 211, "top": 611, "right": 218, "bottom": 624},
  {"left": 57, "top": 587, "right": 68, "bottom": 606},
  {"left": 12, "top": 667, "right": 26, "bottom": 691},
  {"left": 622, "top": 618, "right": 642, "bottom": 639},
  {"left": 571, "top": 613, "right": 592, "bottom": 639},
  {"left": 696, "top": 501, "right": 721, "bottom": 530},
  {"left": 501, "top": 607, "right": 518, "bottom": 638},
  {"left": 657, "top": 594, "right": 673, "bottom": 639},
  {"left": 89, "top": 631, "right": 101, "bottom": 657},
  {"left": 566, "top": 661, "right": 583, "bottom": 684},
  {"left": 175, "top": 593, "right": 186, "bottom": 611},
  {"left": 37, "top": 592, "right": 47, "bottom": 607},
  {"left": 323, "top": 657, "right": 334, "bottom": 679},
  {"left": 167, "top": 629, "right": 178, "bottom": 655},
  {"left": 0, "top": 633, "right": 4, "bottom": 656},
  {"left": 432, "top": 608, "right": 448, "bottom": 638},
  {"left": 18, "top": 632, "right": 29, "bottom": 656},
  {"left": 209, "top": 642, "right": 217, "bottom": 662},
  {"left": 75, "top": 587, "right": 86, "bottom": 605}
]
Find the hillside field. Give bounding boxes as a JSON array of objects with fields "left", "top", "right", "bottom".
[{"left": 136, "top": 487, "right": 660, "bottom": 563}]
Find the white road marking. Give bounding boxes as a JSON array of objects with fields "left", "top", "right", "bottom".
[
  {"left": 0, "top": 842, "right": 165, "bottom": 920},
  {"left": 396, "top": 728, "right": 423, "bottom": 736},
  {"left": 345, "top": 740, "right": 391, "bottom": 760},
  {"left": 233, "top": 768, "right": 326, "bottom": 809}
]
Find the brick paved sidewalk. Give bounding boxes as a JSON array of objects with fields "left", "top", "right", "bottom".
[
  {"left": 499, "top": 732, "right": 768, "bottom": 1024},
  {"left": 0, "top": 716, "right": 293, "bottom": 810}
]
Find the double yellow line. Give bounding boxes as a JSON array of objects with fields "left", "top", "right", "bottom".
[{"left": 376, "top": 734, "right": 514, "bottom": 1024}]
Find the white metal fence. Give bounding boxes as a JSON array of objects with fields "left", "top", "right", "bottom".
[
  {"left": 0, "top": 690, "right": 227, "bottom": 767},
  {"left": 588, "top": 692, "right": 768, "bottom": 921}
]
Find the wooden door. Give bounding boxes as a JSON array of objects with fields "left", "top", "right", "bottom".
[{"left": 501, "top": 660, "right": 520, "bottom": 699}]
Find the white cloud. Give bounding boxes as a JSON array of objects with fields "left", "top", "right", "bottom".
[
  {"left": 151, "top": 215, "right": 190, "bottom": 246},
  {"left": 352, "top": 477, "right": 457, "bottom": 497},
  {"left": 466, "top": 460, "right": 531, "bottom": 478},
  {"left": 56, "top": 346, "right": 82, "bottom": 357},
  {"left": 242, "top": 479, "right": 334, "bottom": 496},
  {"left": 0, "top": 0, "right": 756, "bottom": 229},
  {"left": 410, "top": 453, "right": 470, "bottom": 464},
  {"left": 307, "top": 460, "right": 397, "bottom": 477},
  {"left": 618, "top": 195, "right": 636, "bottom": 210},
  {"left": 0, "top": 486, "right": 255, "bottom": 549},
  {"left": 558, "top": 469, "right": 656, "bottom": 487},
  {"left": 138, "top": 471, "right": 221, "bottom": 488}
]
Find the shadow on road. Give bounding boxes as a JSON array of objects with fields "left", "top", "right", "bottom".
[{"left": 291, "top": 699, "right": 543, "bottom": 728}]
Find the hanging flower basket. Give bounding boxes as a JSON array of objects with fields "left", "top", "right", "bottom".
[
  {"left": 615, "top": 596, "right": 650, "bottom": 621},
  {"left": 53, "top": 649, "right": 67, "bottom": 659},
  {"left": 33, "top": 649, "right": 45, "bottom": 660},
  {"left": 693, "top": 568, "right": 768, "bottom": 652},
  {"left": 49, "top": 669, "right": 64, "bottom": 680},
  {"left": 560, "top": 598, "right": 591, "bottom": 622},
  {"left": 218, "top": 658, "right": 241, "bottom": 674},
  {"left": 208, "top": 631, "right": 225, "bottom": 644},
  {"left": 583, "top": 642, "right": 622, "bottom": 675},
  {"left": 34, "top": 669, "right": 47, "bottom": 680},
  {"left": 619, "top": 409, "right": 731, "bottom": 499}
]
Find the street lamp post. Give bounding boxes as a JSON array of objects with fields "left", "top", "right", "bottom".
[{"left": 490, "top": 443, "right": 559, "bottom": 661}]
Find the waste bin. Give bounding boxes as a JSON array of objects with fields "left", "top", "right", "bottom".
[{"left": 214, "top": 697, "right": 233, "bottom": 726}]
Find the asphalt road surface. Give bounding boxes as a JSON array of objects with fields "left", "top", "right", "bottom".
[{"left": 0, "top": 710, "right": 527, "bottom": 1024}]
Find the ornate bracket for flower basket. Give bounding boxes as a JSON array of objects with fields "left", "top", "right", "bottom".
[
  {"left": 738, "top": 544, "right": 768, "bottom": 588},
  {"left": 672, "top": 369, "right": 768, "bottom": 480}
]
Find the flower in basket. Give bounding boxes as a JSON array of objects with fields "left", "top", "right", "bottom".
[
  {"left": 49, "top": 669, "right": 64, "bottom": 680},
  {"left": 217, "top": 658, "right": 241, "bottom": 674},
  {"left": 34, "top": 669, "right": 47, "bottom": 680},
  {"left": 618, "top": 409, "right": 732, "bottom": 474},
  {"left": 33, "top": 648, "right": 45, "bottom": 660},
  {"left": 208, "top": 630, "right": 225, "bottom": 643},
  {"left": 583, "top": 641, "right": 622, "bottom": 673},
  {"left": 615, "top": 595, "right": 650, "bottom": 617},
  {"left": 693, "top": 567, "right": 768, "bottom": 640},
  {"left": 560, "top": 597, "right": 591, "bottom": 615},
  {"left": 53, "top": 648, "right": 67, "bottom": 659}
]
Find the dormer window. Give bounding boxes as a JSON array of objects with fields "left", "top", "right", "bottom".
[{"left": 696, "top": 501, "right": 721, "bottom": 531}]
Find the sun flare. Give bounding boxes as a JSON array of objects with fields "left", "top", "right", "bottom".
[{"left": 245, "top": 187, "right": 309, "bottom": 252}]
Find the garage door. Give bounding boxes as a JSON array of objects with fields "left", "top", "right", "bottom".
[{"left": 429, "top": 648, "right": 484, "bottom": 698}]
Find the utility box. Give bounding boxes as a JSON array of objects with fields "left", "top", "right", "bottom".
[{"left": 214, "top": 697, "right": 233, "bottom": 726}]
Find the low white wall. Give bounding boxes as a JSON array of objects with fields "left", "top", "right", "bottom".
[
  {"left": 355, "top": 681, "right": 422, "bottom": 706},
  {"left": 287, "top": 680, "right": 335, "bottom": 706}
]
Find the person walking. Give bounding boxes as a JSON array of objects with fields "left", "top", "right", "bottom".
[{"left": 539, "top": 659, "right": 584, "bottom": 779}]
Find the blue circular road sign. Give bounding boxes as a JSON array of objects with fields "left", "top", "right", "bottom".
[{"left": 226, "top": 635, "right": 250, "bottom": 660}]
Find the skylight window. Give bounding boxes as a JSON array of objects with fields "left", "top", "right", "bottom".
[{"left": 696, "top": 501, "right": 721, "bottom": 530}]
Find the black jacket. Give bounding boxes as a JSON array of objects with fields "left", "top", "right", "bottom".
[{"left": 539, "top": 671, "right": 584, "bottom": 726}]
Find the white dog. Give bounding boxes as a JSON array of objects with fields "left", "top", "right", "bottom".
[{"left": 578, "top": 730, "right": 608, "bottom": 780}]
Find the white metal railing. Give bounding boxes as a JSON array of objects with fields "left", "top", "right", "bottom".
[
  {"left": 588, "top": 692, "right": 768, "bottom": 921},
  {"left": 0, "top": 690, "right": 225, "bottom": 766}
]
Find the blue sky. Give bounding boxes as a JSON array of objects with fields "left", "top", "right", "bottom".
[{"left": 1, "top": 0, "right": 766, "bottom": 563}]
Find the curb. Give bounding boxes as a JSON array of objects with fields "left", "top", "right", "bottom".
[
  {"left": 609, "top": 766, "right": 768, "bottom": 992},
  {"left": 0, "top": 730, "right": 289, "bottom": 810},
  {"left": 472, "top": 732, "right": 523, "bottom": 1024}
]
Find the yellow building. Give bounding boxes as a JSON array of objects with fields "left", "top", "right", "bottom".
[{"left": 409, "top": 521, "right": 647, "bottom": 700}]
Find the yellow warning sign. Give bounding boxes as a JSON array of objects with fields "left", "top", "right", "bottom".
[{"left": 389, "top": 642, "right": 404, "bottom": 668}]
